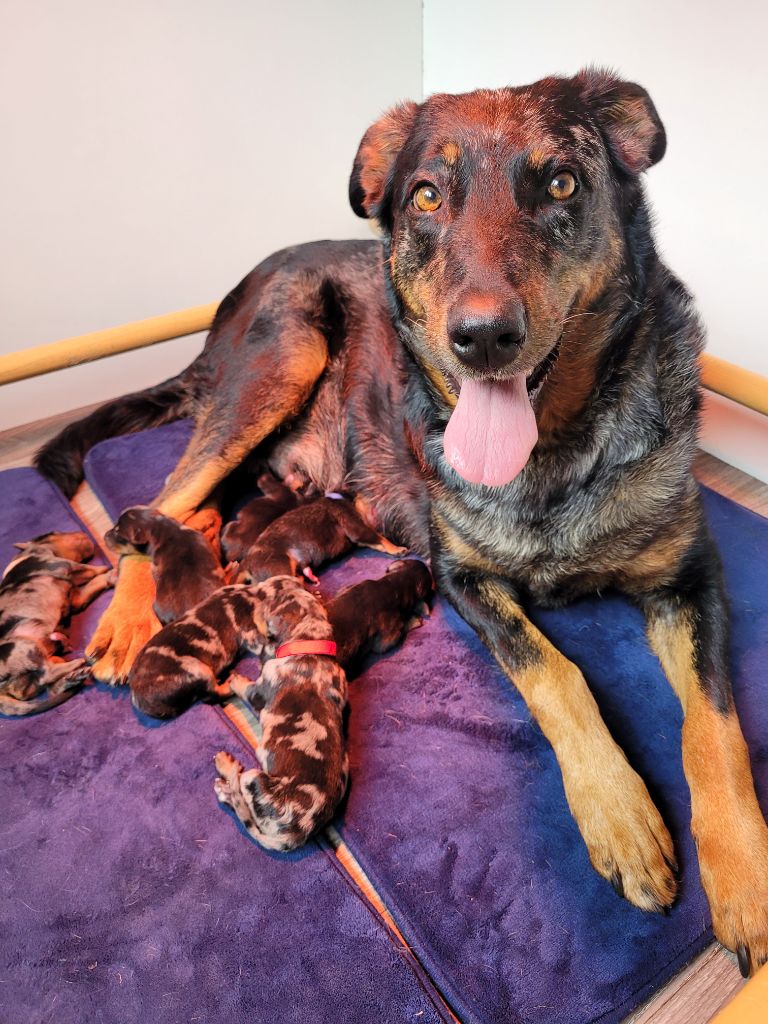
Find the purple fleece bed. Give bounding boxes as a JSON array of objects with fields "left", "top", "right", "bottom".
[
  {"left": 0, "top": 468, "right": 448, "bottom": 1024},
  {"left": 82, "top": 423, "right": 768, "bottom": 1024}
]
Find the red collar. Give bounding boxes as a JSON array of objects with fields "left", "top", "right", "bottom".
[{"left": 275, "top": 639, "right": 337, "bottom": 659}]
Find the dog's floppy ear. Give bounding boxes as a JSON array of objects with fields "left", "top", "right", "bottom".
[
  {"left": 349, "top": 102, "right": 419, "bottom": 220},
  {"left": 576, "top": 68, "right": 666, "bottom": 174}
]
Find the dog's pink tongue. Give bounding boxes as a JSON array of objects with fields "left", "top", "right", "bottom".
[{"left": 443, "top": 374, "right": 538, "bottom": 487}]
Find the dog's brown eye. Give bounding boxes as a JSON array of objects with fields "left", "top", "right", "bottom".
[
  {"left": 413, "top": 184, "right": 442, "bottom": 212},
  {"left": 548, "top": 171, "right": 577, "bottom": 200}
]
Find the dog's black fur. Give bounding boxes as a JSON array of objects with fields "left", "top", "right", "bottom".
[{"left": 35, "top": 69, "right": 768, "bottom": 970}]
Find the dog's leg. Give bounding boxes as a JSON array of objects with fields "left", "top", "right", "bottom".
[
  {"left": 334, "top": 501, "right": 409, "bottom": 555},
  {"left": 156, "top": 326, "right": 329, "bottom": 522},
  {"left": 641, "top": 544, "right": 768, "bottom": 974},
  {"left": 86, "top": 318, "right": 329, "bottom": 683},
  {"left": 86, "top": 555, "right": 161, "bottom": 683},
  {"left": 69, "top": 569, "right": 114, "bottom": 613},
  {"left": 436, "top": 563, "right": 677, "bottom": 912}
]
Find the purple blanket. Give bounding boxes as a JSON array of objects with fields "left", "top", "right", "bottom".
[
  {"left": 0, "top": 468, "right": 448, "bottom": 1024},
  {"left": 79, "top": 424, "right": 768, "bottom": 1023}
]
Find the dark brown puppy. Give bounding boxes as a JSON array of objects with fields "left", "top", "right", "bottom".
[
  {"left": 326, "top": 558, "right": 433, "bottom": 672},
  {"left": 37, "top": 70, "right": 768, "bottom": 970},
  {"left": 220, "top": 471, "right": 302, "bottom": 563},
  {"left": 0, "top": 532, "right": 112, "bottom": 715},
  {"left": 105, "top": 506, "right": 225, "bottom": 624},
  {"left": 238, "top": 496, "right": 407, "bottom": 584}
]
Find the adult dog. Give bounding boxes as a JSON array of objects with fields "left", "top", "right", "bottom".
[{"left": 37, "top": 68, "right": 768, "bottom": 972}]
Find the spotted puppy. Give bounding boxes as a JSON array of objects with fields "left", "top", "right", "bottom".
[
  {"left": 326, "top": 558, "right": 433, "bottom": 672},
  {"left": 127, "top": 573, "right": 346, "bottom": 850},
  {"left": 220, "top": 471, "right": 302, "bottom": 563},
  {"left": 105, "top": 506, "right": 225, "bottom": 624},
  {"left": 0, "top": 531, "right": 112, "bottom": 715},
  {"left": 238, "top": 495, "right": 407, "bottom": 585}
]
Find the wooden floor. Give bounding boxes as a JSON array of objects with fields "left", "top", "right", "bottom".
[{"left": 2, "top": 403, "right": 767, "bottom": 1024}]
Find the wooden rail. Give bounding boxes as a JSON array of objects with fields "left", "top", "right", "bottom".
[
  {"left": 0, "top": 303, "right": 218, "bottom": 386},
  {"left": 0, "top": 303, "right": 765, "bottom": 417}
]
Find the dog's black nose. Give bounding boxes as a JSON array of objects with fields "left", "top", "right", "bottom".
[{"left": 448, "top": 297, "right": 527, "bottom": 372}]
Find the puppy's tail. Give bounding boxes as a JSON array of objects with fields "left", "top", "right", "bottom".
[{"left": 35, "top": 367, "right": 199, "bottom": 498}]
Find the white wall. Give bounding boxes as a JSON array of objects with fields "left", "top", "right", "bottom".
[
  {"left": 0, "top": 0, "right": 422, "bottom": 430},
  {"left": 424, "top": 0, "right": 768, "bottom": 482}
]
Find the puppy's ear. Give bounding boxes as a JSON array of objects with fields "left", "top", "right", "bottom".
[
  {"left": 349, "top": 102, "right": 419, "bottom": 220},
  {"left": 576, "top": 68, "right": 666, "bottom": 174}
]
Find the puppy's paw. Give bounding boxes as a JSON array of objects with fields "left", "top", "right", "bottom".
[
  {"left": 696, "top": 814, "right": 768, "bottom": 975},
  {"left": 213, "top": 776, "right": 234, "bottom": 807},
  {"left": 566, "top": 758, "right": 677, "bottom": 913},
  {"left": 213, "top": 750, "right": 244, "bottom": 807},
  {"left": 372, "top": 538, "right": 409, "bottom": 556},
  {"left": 86, "top": 557, "right": 160, "bottom": 684},
  {"left": 228, "top": 673, "right": 254, "bottom": 702},
  {"left": 214, "top": 750, "right": 243, "bottom": 782}
]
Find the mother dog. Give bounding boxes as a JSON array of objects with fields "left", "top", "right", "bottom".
[{"left": 37, "top": 68, "right": 768, "bottom": 972}]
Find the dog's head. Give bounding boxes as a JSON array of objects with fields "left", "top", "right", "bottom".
[
  {"left": 13, "top": 531, "right": 95, "bottom": 563},
  {"left": 104, "top": 506, "right": 162, "bottom": 554},
  {"left": 350, "top": 68, "right": 665, "bottom": 486}
]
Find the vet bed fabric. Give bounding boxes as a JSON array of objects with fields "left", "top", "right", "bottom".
[
  {"left": 0, "top": 467, "right": 448, "bottom": 1024},
  {"left": 83, "top": 424, "right": 768, "bottom": 1024}
]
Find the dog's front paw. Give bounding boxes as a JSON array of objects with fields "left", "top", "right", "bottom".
[
  {"left": 695, "top": 814, "right": 768, "bottom": 975},
  {"left": 566, "top": 758, "right": 677, "bottom": 913},
  {"left": 86, "top": 556, "right": 160, "bottom": 684}
]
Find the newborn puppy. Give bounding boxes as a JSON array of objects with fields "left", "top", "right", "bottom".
[
  {"left": 213, "top": 578, "right": 348, "bottom": 852},
  {"left": 326, "top": 558, "right": 433, "bottom": 673},
  {"left": 128, "top": 583, "right": 266, "bottom": 719},
  {"left": 238, "top": 496, "right": 407, "bottom": 585},
  {"left": 220, "top": 472, "right": 302, "bottom": 563},
  {"left": 105, "top": 506, "right": 225, "bottom": 624},
  {"left": 0, "top": 531, "right": 112, "bottom": 715}
]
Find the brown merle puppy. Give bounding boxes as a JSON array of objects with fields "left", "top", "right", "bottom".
[
  {"left": 220, "top": 471, "right": 303, "bottom": 563},
  {"left": 128, "top": 583, "right": 264, "bottom": 718},
  {"left": 213, "top": 582, "right": 347, "bottom": 852},
  {"left": 326, "top": 558, "right": 433, "bottom": 672},
  {"left": 0, "top": 532, "right": 112, "bottom": 715},
  {"left": 36, "top": 69, "right": 768, "bottom": 970},
  {"left": 105, "top": 506, "right": 225, "bottom": 624},
  {"left": 237, "top": 496, "right": 407, "bottom": 585}
]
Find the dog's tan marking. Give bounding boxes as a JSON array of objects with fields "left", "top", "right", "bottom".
[
  {"left": 477, "top": 578, "right": 676, "bottom": 911},
  {"left": 422, "top": 360, "right": 458, "bottom": 410},
  {"left": 648, "top": 611, "right": 768, "bottom": 966},
  {"left": 433, "top": 512, "right": 495, "bottom": 572},
  {"left": 528, "top": 147, "right": 547, "bottom": 170},
  {"left": 441, "top": 142, "right": 461, "bottom": 166},
  {"left": 622, "top": 525, "right": 697, "bottom": 592},
  {"left": 86, "top": 555, "right": 160, "bottom": 684}
]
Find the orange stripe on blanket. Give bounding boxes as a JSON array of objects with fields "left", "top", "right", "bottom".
[{"left": 220, "top": 696, "right": 462, "bottom": 1022}]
